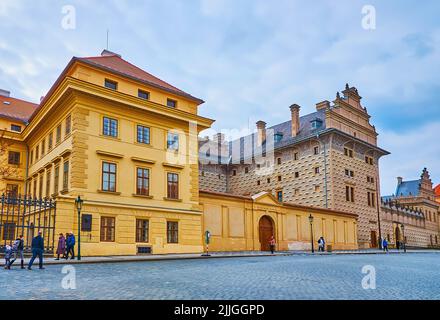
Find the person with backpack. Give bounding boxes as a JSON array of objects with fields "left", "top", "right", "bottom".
[
  {"left": 4, "top": 244, "right": 13, "bottom": 270},
  {"left": 65, "top": 232, "right": 76, "bottom": 260},
  {"left": 8, "top": 235, "right": 25, "bottom": 269}
]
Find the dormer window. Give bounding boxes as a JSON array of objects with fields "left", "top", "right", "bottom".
[
  {"left": 105, "top": 79, "right": 118, "bottom": 90},
  {"left": 10, "top": 124, "right": 22, "bottom": 132},
  {"left": 167, "top": 99, "right": 177, "bottom": 108},
  {"left": 274, "top": 133, "right": 283, "bottom": 143},
  {"left": 311, "top": 118, "right": 323, "bottom": 130}
]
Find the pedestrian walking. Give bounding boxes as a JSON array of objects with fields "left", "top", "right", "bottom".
[
  {"left": 269, "top": 235, "right": 276, "bottom": 254},
  {"left": 318, "top": 237, "right": 326, "bottom": 252},
  {"left": 4, "top": 244, "right": 12, "bottom": 270},
  {"left": 28, "top": 231, "right": 45, "bottom": 270},
  {"left": 65, "top": 232, "right": 75, "bottom": 260},
  {"left": 8, "top": 235, "right": 25, "bottom": 269},
  {"left": 56, "top": 233, "right": 66, "bottom": 260},
  {"left": 383, "top": 239, "right": 389, "bottom": 252}
]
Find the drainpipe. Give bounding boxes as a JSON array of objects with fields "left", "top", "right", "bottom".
[
  {"left": 24, "top": 144, "right": 30, "bottom": 196},
  {"left": 317, "top": 133, "right": 329, "bottom": 208},
  {"left": 375, "top": 178, "right": 382, "bottom": 249}
]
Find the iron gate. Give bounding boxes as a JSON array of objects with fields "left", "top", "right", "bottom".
[{"left": 0, "top": 194, "right": 56, "bottom": 253}]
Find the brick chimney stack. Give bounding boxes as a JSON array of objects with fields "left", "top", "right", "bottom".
[
  {"left": 290, "top": 104, "right": 301, "bottom": 137},
  {"left": 256, "top": 121, "right": 266, "bottom": 146},
  {"left": 0, "top": 89, "right": 10, "bottom": 97}
]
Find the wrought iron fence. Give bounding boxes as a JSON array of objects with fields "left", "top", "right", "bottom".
[{"left": 0, "top": 194, "right": 56, "bottom": 253}]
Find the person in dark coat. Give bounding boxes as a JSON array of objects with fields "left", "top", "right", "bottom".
[
  {"left": 56, "top": 233, "right": 66, "bottom": 260},
  {"left": 65, "top": 232, "right": 75, "bottom": 260},
  {"left": 28, "top": 231, "right": 45, "bottom": 270},
  {"left": 269, "top": 235, "right": 276, "bottom": 254}
]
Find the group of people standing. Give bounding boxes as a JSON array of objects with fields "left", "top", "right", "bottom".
[
  {"left": 55, "top": 232, "right": 76, "bottom": 260},
  {"left": 3, "top": 231, "right": 76, "bottom": 270}
]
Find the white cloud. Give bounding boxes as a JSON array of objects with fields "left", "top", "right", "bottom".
[{"left": 379, "top": 122, "right": 440, "bottom": 195}]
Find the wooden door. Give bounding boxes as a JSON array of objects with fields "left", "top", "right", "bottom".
[
  {"left": 370, "top": 230, "right": 377, "bottom": 248},
  {"left": 259, "top": 216, "right": 274, "bottom": 251}
]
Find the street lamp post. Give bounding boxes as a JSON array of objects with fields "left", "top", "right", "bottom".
[
  {"left": 401, "top": 224, "right": 406, "bottom": 253},
  {"left": 309, "top": 214, "right": 314, "bottom": 253},
  {"left": 75, "top": 196, "right": 83, "bottom": 261}
]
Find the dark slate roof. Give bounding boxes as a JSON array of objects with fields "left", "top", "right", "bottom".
[
  {"left": 395, "top": 180, "right": 420, "bottom": 197},
  {"left": 228, "top": 109, "right": 327, "bottom": 160}
]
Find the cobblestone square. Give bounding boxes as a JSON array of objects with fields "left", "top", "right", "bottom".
[{"left": 1, "top": 253, "right": 439, "bottom": 300}]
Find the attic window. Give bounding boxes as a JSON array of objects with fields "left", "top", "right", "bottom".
[
  {"left": 274, "top": 133, "right": 283, "bottom": 143},
  {"left": 3, "top": 101, "right": 11, "bottom": 105},
  {"left": 105, "top": 79, "right": 118, "bottom": 90},
  {"left": 11, "top": 124, "right": 22, "bottom": 132},
  {"left": 167, "top": 99, "right": 177, "bottom": 108},
  {"left": 311, "top": 119, "right": 323, "bottom": 129}
]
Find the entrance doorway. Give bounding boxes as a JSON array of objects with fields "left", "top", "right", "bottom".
[
  {"left": 370, "top": 230, "right": 377, "bottom": 248},
  {"left": 259, "top": 216, "right": 274, "bottom": 251}
]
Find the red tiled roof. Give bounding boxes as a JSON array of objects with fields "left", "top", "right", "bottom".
[
  {"left": 77, "top": 50, "right": 204, "bottom": 104},
  {"left": 0, "top": 95, "right": 39, "bottom": 123},
  {"left": 435, "top": 184, "right": 440, "bottom": 197}
]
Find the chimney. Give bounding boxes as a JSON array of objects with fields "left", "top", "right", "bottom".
[
  {"left": 397, "top": 177, "right": 403, "bottom": 186},
  {"left": 316, "top": 100, "right": 330, "bottom": 111},
  {"left": 0, "top": 89, "right": 10, "bottom": 97},
  {"left": 256, "top": 121, "right": 266, "bottom": 146},
  {"left": 213, "top": 133, "right": 225, "bottom": 143},
  {"left": 290, "top": 104, "right": 301, "bottom": 137},
  {"left": 101, "top": 49, "right": 122, "bottom": 58}
]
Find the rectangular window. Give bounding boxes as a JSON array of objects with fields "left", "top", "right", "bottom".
[
  {"left": 65, "top": 115, "right": 71, "bottom": 135},
  {"left": 167, "top": 99, "right": 177, "bottom": 108},
  {"left": 62, "top": 161, "right": 69, "bottom": 191},
  {"left": 56, "top": 125, "right": 62, "bottom": 144},
  {"left": 167, "top": 221, "right": 178, "bottom": 243},
  {"left": 46, "top": 169, "right": 51, "bottom": 198},
  {"left": 365, "top": 156, "right": 374, "bottom": 165},
  {"left": 41, "top": 140, "right": 45, "bottom": 157},
  {"left": 103, "top": 117, "right": 118, "bottom": 137},
  {"left": 48, "top": 132, "right": 53, "bottom": 150},
  {"left": 138, "top": 90, "right": 150, "bottom": 100},
  {"left": 346, "top": 186, "right": 355, "bottom": 202},
  {"left": 104, "top": 79, "right": 118, "bottom": 90},
  {"left": 294, "top": 152, "right": 299, "bottom": 161},
  {"left": 39, "top": 174, "right": 44, "bottom": 199},
  {"left": 100, "top": 217, "right": 115, "bottom": 242},
  {"left": 277, "top": 191, "right": 283, "bottom": 202},
  {"left": 314, "top": 167, "right": 320, "bottom": 174},
  {"left": 6, "top": 184, "right": 18, "bottom": 198},
  {"left": 278, "top": 176, "right": 282, "bottom": 182},
  {"left": 35, "top": 146, "right": 39, "bottom": 161},
  {"left": 314, "top": 146, "right": 319, "bottom": 155},
  {"left": 2, "top": 223, "right": 16, "bottom": 241},
  {"left": 344, "top": 148, "right": 353, "bottom": 158},
  {"left": 30, "top": 150, "right": 33, "bottom": 165},
  {"left": 368, "top": 192, "right": 376, "bottom": 208},
  {"left": 136, "top": 125, "right": 150, "bottom": 144},
  {"left": 257, "top": 180, "right": 260, "bottom": 186},
  {"left": 136, "top": 219, "right": 149, "bottom": 243},
  {"left": 167, "top": 173, "right": 179, "bottom": 199},
  {"left": 136, "top": 168, "right": 150, "bottom": 196},
  {"left": 295, "top": 172, "right": 299, "bottom": 178},
  {"left": 232, "top": 170, "right": 237, "bottom": 176},
  {"left": 32, "top": 179, "right": 37, "bottom": 198},
  {"left": 245, "top": 167, "right": 249, "bottom": 174},
  {"left": 54, "top": 165, "right": 59, "bottom": 195},
  {"left": 10, "top": 124, "right": 21, "bottom": 132},
  {"left": 102, "top": 162, "right": 117, "bottom": 192},
  {"left": 8, "top": 151, "right": 20, "bottom": 165},
  {"left": 167, "top": 132, "right": 179, "bottom": 150},
  {"left": 277, "top": 158, "right": 282, "bottom": 165}
]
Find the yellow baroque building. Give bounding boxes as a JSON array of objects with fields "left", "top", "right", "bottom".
[{"left": 0, "top": 50, "right": 358, "bottom": 256}]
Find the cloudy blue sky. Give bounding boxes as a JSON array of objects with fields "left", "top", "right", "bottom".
[{"left": 0, "top": 0, "right": 439, "bottom": 194}]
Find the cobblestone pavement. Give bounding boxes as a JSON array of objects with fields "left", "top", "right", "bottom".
[{"left": 1, "top": 253, "right": 439, "bottom": 300}]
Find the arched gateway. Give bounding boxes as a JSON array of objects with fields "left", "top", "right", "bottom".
[{"left": 259, "top": 216, "right": 275, "bottom": 251}]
